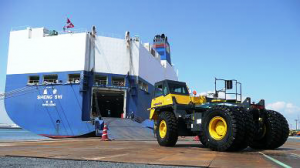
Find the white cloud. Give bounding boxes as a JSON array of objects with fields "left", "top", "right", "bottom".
[
  {"left": 266, "top": 101, "right": 300, "bottom": 114},
  {"left": 266, "top": 101, "right": 286, "bottom": 111},
  {"left": 266, "top": 101, "right": 300, "bottom": 129}
]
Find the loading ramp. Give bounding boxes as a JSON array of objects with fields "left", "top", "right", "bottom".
[{"left": 102, "top": 117, "right": 155, "bottom": 141}]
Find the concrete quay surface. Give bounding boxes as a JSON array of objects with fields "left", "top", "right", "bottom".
[{"left": 0, "top": 137, "right": 299, "bottom": 168}]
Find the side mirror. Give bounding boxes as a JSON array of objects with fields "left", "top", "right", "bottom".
[{"left": 226, "top": 80, "right": 233, "bottom": 90}]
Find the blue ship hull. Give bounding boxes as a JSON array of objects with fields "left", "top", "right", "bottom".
[{"left": 4, "top": 71, "right": 154, "bottom": 138}]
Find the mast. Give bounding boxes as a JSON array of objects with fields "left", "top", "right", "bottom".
[{"left": 125, "top": 31, "right": 138, "bottom": 84}]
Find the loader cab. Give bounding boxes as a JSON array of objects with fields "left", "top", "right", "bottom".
[
  {"left": 151, "top": 80, "right": 191, "bottom": 109},
  {"left": 150, "top": 80, "right": 190, "bottom": 120},
  {"left": 153, "top": 80, "right": 189, "bottom": 98}
]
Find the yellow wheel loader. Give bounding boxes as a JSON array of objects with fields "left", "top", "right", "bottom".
[{"left": 149, "top": 79, "right": 289, "bottom": 151}]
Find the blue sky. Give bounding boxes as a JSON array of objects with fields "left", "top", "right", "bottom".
[{"left": 0, "top": 0, "right": 300, "bottom": 128}]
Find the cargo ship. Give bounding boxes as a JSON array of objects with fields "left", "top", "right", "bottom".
[{"left": 4, "top": 27, "right": 177, "bottom": 138}]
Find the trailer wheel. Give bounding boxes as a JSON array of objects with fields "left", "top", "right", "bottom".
[
  {"left": 250, "top": 110, "right": 289, "bottom": 149},
  {"left": 156, "top": 111, "right": 178, "bottom": 147},
  {"left": 274, "top": 111, "right": 289, "bottom": 149},
  {"left": 229, "top": 107, "right": 255, "bottom": 151},
  {"left": 201, "top": 106, "right": 246, "bottom": 151}
]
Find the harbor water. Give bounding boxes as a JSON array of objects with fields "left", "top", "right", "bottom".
[{"left": 0, "top": 129, "right": 49, "bottom": 141}]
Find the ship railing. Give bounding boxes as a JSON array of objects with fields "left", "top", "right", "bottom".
[
  {"left": 97, "top": 32, "right": 123, "bottom": 39},
  {"left": 56, "top": 30, "right": 124, "bottom": 39},
  {"left": 112, "top": 81, "right": 125, "bottom": 87},
  {"left": 43, "top": 79, "right": 58, "bottom": 84},
  {"left": 10, "top": 26, "right": 126, "bottom": 40},
  {"left": 57, "top": 28, "right": 88, "bottom": 34},
  {"left": 27, "top": 80, "right": 39, "bottom": 85},
  {"left": 11, "top": 25, "right": 31, "bottom": 31},
  {"left": 10, "top": 26, "right": 88, "bottom": 34},
  {"left": 95, "top": 80, "right": 107, "bottom": 85},
  {"left": 67, "top": 79, "right": 81, "bottom": 84}
]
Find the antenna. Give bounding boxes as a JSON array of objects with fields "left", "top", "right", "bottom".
[{"left": 91, "top": 26, "right": 97, "bottom": 37}]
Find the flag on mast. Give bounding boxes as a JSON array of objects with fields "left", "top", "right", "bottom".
[{"left": 63, "top": 18, "right": 74, "bottom": 31}]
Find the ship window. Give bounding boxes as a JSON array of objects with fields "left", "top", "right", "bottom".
[
  {"left": 138, "top": 80, "right": 143, "bottom": 90},
  {"left": 43, "top": 74, "right": 58, "bottom": 84},
  {"left": 68, "top": 74, "right": 80, "bottom": 83},
  {"left": 143, "top": 83, "right": 148, "bottom": 92},
  {"left": 95, "top": 75, "right": 107, "bottom": 85},
  {"left": 138, "top": 80, "right": 148, "bottom": 92},
  {"left": 28, "top": 76, "right": 39, "bottom": 85},
  {"left": 151, "top": 48, "right": 156, "bottom": 57},
  {"left": 112, "top": 77, "right": 125, "bottom": 86}
]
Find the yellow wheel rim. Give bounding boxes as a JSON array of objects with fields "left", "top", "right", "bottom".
[
  {"left": 209, "top": 116, "right": 227, "bottom": 140},
  {"left": 159, "top": 120, "right": 167, "bottom": 138}
]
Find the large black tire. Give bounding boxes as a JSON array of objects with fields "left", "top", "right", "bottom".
[
  {"left": 199, "top": 132, "right": 207, "bottom": 147},
  {"left": 274, "top": 111, "right": 289, "bottom": 149},
  {"left": 156, "top": 111, "right": 178, "bottom": 147},
  {"left": 250, "top": 110, "right": 289, "bottom": 149},
  {"left": 231, "top": 107, "right": 255, "bottom": 150},
  {"left": 200, "top": 106, "right": 246, "bottom": 151}
]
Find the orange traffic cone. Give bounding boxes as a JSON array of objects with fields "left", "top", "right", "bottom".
[
  {"left": 101, "top": 123, "right": 110, "bottom": 141},
  {"left": 193, "top": 135, "right": 200, "bottom": 141}
]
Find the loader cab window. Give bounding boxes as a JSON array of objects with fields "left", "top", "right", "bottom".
[
  {"left": 163, "top": 86, "right": 168, "bottom": 95},
  {"left": 155, "top": 84, "right": 163, "bottom": 97},
  {"left": 168, "top": 83, "right": 189, "bottom": 95}
]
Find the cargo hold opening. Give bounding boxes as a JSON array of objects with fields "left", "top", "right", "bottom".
[{"left": 92, "top": 89, "right": 125, "bottom": 118}]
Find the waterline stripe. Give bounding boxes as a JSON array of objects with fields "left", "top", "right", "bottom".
[{"left": 259, "top": 152, "right": 292, "bottom": 168}]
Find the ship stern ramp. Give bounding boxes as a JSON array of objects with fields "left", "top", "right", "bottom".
[{"left": 103, "top": 117, "right": 155, "bottom": 141}]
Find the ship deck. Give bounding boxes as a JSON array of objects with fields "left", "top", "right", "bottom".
[{"left": 0, "top": 137, "right": 299, "bottom": 167}]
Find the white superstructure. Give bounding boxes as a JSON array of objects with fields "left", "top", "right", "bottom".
[{"left": 7, "top": 27, "right": 177, "bottom": 84}]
